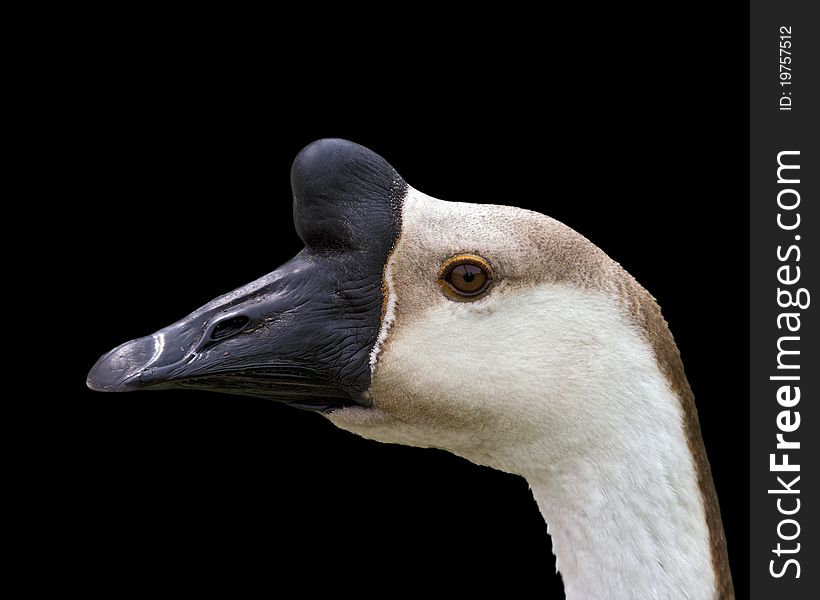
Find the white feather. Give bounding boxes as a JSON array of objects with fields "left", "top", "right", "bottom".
[{"left": 329, "top": 188, "right": 716, "bottom": 599}]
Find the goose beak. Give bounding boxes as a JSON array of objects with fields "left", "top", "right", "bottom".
[
  {"left": 87, "top": 252, "right": 372, "bottom": 412},
  {"left": 88, "top": 138, "right": 404, "bottom": 412}
]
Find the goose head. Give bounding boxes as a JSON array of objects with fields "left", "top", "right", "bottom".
[{"left": 88, "top": 139, "right": 732, "bottom": 599}]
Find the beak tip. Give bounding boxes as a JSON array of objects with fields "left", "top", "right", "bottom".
[
  {"left": 86, "top": 379, "right": 107, "bottom": 393},
  {"left": 86, "top": 359, "right": 128, "bottom": 393},
  {"left": 87, "top": 337, "right": 156, "bottom": 393}
]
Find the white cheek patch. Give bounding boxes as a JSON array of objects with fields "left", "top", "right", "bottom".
[
  {"left": 332, "top": 184, "right": 721, "bottom": 598},
  {"left": 369, "top": 260, "right": 398, "bottom": 373}
]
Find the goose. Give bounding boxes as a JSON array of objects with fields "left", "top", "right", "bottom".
[{"left": 87, "top": 138, "right": 733, "bottom": 599}]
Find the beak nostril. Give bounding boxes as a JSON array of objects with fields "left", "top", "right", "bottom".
[{"left": 210, "top": 315, "right": 250, "bottom": 341}]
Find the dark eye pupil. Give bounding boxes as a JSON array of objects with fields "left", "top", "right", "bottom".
[{"left": 447, "top": 263, "right": 489, "bottom": 296}]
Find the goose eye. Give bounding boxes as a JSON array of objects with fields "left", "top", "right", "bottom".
[
  {"left": 449, "top": 264, "right": 486, "bottom": 292},
  {"left": 439, "top": 255, "right": 494, "bottom": 299}
]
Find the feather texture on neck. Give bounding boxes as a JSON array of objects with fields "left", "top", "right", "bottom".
[{"left": 328, "top": 188, "right": 732, "bottom": 598}]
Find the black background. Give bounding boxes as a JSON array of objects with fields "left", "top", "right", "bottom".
[{"left": 62, "top": 14, "right": 747, "bottom": 598}]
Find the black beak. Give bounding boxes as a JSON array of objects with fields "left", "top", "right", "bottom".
[
  {"left": 87, "top": 138, "right": 406, "bottom": 412},
  {"left": 88, "top": 253, "right": 366, "bottom": 411}
]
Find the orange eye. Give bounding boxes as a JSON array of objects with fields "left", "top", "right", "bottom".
[{"left": 438, "top": 254, "right": 494, "bottom": 299}]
